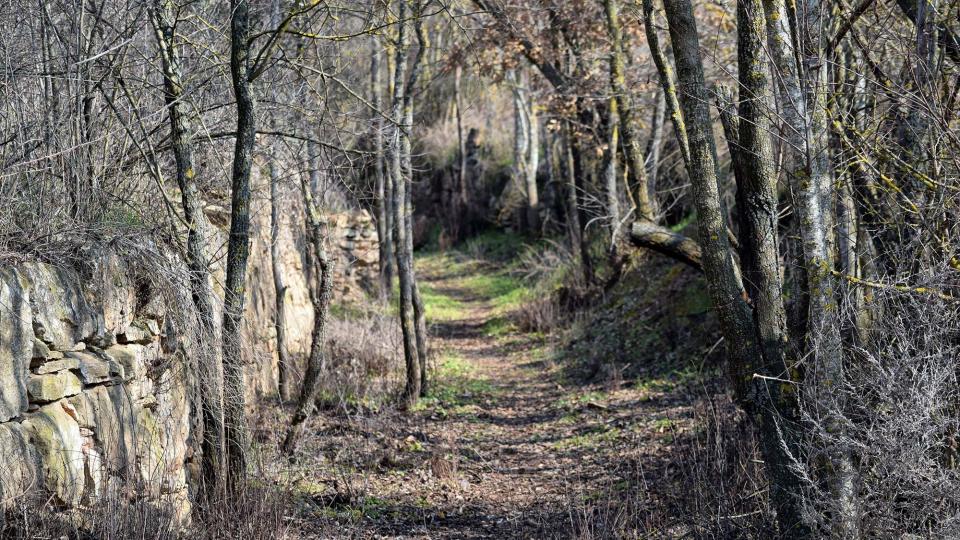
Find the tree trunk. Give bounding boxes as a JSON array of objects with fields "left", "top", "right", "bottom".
[
  {"left": 782, "top": 0, "right": 861, "bottom": 529},
  {"left": 454, "top": 63, "right": 469, "bottom": 231},
  {"left": 659, "top": 3, "right": 814, "bottom": 534},
  {"left": 267, "top": 0, "right": 289, "bottom": 404},
  {"left": 407, "top": 9, "right": 429, "bottom": 397},
  {"left": 562, "top": 122, "right": 585, "bottom": 281},
  {"left": 222, "top": 0, "right": 254, "bottom": 490},
  {"left": 269, "top": 158, "right": 290, "bottom": 403},
  {"left": 570, "top": 103, "right": 594, "bottom": 284},
  {"left": 603, "top": 96, "right": 620, "bottom": 252},
  {"left": 642, "top": 0, "right": 691, "bottom": 165},
  {"left": 644, "top": 90, "right": 666, "bottom": 196},
  {"left": 510, "top": 69, "right": 530, "bottom": 228},
  {"left": 604, "top": 0, "right": 654, "bottom": 220},
  {"left": 149, "top": 0, "right": 226, "bottom": 498},
  {"left": 524, "top": 99, "right": 540, "bottom": 234},
  {"left": 660, "top": 0, "right": 757, "bottom": 402},
  {"left": 372, "top": 46, "right": 394, "bottom": 302},
  {"left": 717, "top": 0, "right": 809, "bottom": 522},
  {"left": 390, "top": 1, "right": 421, "bottom": 408},
  {"left": 282, "top": 171, "right": 334, "bottom": 455}
]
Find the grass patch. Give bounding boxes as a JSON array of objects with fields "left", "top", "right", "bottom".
[
  {"left": 635, "top": 365, "right": 704, "bottom": 395},
  {"left": 413, "top": 351, "right": 497, "bottom": 414},
  {"left": 553, "top": 425, "right": 622, "bottom": 451},
  {"left": 419, "top": 283, "right": 470, "bottom": 321}
]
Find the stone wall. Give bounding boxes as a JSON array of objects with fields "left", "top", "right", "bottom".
[
  {"left": 327, "top": 210, "right": 379, "bottom": 302},
  {"left": 0, "top": 254, "right": 191, "bottom": 523},
  {"left": 0, "top": 199, "right": 380, "bottom": 523},
  {"left": 241, "top": 204, "right": 380, "bottom": 400}
]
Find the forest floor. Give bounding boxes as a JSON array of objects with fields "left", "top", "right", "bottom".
[{"left": 263, "top": 244, "right": 716, "bottom": 539}]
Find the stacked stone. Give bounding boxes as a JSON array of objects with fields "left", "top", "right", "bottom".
[
  {"left": 0, "top": 255, "right": 190, "bottom": 524},
  {"left": 327, "top": 209, "right": 380, "bottom": 301}
]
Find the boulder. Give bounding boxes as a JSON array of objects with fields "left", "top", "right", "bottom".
[
  {"left": 21, "top": 263, "right": 99, "bottom": 349},
  {"left": 27, "top": 371, "right": 82, "bottom": 402},
  {"left": 0, "top": 269, "right": 31, "bottom": 421},
  {"left": 35, "top": 358, "right": 81, "bottom": 375},
  {"left": 67, "top": 385, "right": 136, "bottom": 475},
  {"left": 65, "top": 350, "right": 124, "bottom": 384},
  {"left": 23, "top": 401, "right": 86, "bottom": 506},
  {"left": 0, "top": 423, "right": 41, "bottom": 504}
]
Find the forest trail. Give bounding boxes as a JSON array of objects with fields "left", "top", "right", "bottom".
[{"left": 281, "top": 247, "right": 700, "bottom": 539}]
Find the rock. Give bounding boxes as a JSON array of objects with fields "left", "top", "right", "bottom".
[
  {"left": 330, "top": 213, "right": 349, "bottom": 228},
  {"left": 23, "top": 401, "right": 86, "bottom": 506},
  {"left": 65, "top": 350, "right": 123, "bottom": 384},
  {"left": 0, "top": 269, "right": 31, "bottom": 422},
  {"left": 143, "top": 319, "right": 162, "bottom": 336},
  {"left": 27, "top": 371, "right": 82, "bottom": 402},
  {"left": 34, "top": 358, "right": 81, "bottom": 375},
  {"left": 136, "top": 407, "right": 165, "bottom": 497},
  {"left": 88, "top": 251, "right": 136, "bottom": 337},
  {"left": 21, "top": 263, "right": 99, "bottom": 349},
  {"left": 147, "top": 368, "right": 190, "bottom": 494},
  {"left": 103, "top": 343, "right": 155, "bottom": 381},
  {"left": 0, "top": 423, "right": 40, "bottom": 505},
  {"left": 118, "top": 320, "right": 152, "bottom": 345},
  {"left": 355, "top": 249, "right": 379, "bottom": 266},
  {"left": 32, "top": 338, "right": 51, "bottom": 359},
  {"left": 68, "top": 385, "right": 136, "bottom": 475}
]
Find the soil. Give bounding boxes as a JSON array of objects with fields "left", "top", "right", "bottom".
[{"left": 262, "top": 259, "right": 711, "bottom": 539}]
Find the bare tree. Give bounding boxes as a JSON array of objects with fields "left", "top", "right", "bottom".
[
  {"left": 149, "top": 0, "right": 227, "bottom": 498},
  {"left": 282, "top": 155, "right": 334, "bottom": 455}
]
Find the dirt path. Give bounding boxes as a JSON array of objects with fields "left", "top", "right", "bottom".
[{"left": 279, "top": 256, "right": 698, "bottom": 539}]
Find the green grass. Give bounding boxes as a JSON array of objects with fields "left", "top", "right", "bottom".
[
  {"left": 418, "top": 283, "right": 470, "bottom": 321},
  {"left": 412, "top": 351, "right": 498, "bottom": 415},
  {"left": 553, "top": 425, "right": 622, "bottom": 451},
  {"left": 415, "top": 239, "right": 535, "bottom": 329}
]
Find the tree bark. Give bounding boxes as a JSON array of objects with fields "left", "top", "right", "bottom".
[
  {"left": 222, "top": 0, "right": 254, "bottom": 490},
  {"left": 644, "top": 90, "right": 666, "bottom": 196},
  {"left": 510, "top": 69, "right": 530, "bottom": 226},
  {"left": 801, "top": 0, "right": 861, "bottom": 531},
  {"left": 603, "top": 96, "right": 621, "bottom": 252},
  {"left": 454, "top": 63, "right": 469, "bottom": 228},
  {"left": 570, "top": 103, "right": 595, "bottom": 284},
  {"left": 628, "top": 221, "right": 702, "bottom": 270},
  {"left": 524, "top": 97, "right": 540, "bottom": 234},
  {"left": 642, "top": 0, "right": 691, "bottom": 165},
  {"left": 660, "top": 0, "right": 757, "bottom": 403},
  {"left": 717, "top": 0, "right": 809, "bottom": 522},
  {"left": 562, "top": 122, "right": 585, "bottom": 281}
]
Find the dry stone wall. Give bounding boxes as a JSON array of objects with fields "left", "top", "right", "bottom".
[
  {"left": 0, "top": 197, "right": 381, "bottom": 524},
  {"left": 241, "top": 204, "right": 380, "bottom": 399},
  {"left": 0, "top": 254, "right": 190, "bottom": 523},
  {"left": 327, "top": 210, "right": 379, "bottom": 302}
]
